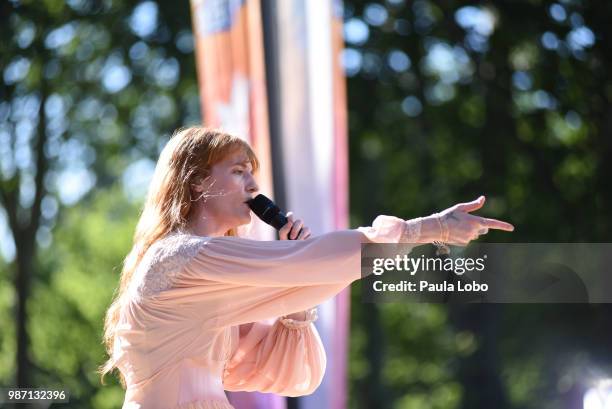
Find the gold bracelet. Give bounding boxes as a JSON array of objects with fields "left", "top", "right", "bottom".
[
  {"left": 434, "top": 214, "right": 443, "bottom": 242},
  {"left": 440, "top": 215, "right": 450, "bottom": 242},
  {"left": 433, "top": 213, "right": 449, "bottom": 243},
  {"left": 433, "top": 241, "right": 451, "bottom": 255}
]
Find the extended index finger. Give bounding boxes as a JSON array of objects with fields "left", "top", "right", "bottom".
[{"left": 480, "top": 217, "right": 515, "bottom": 231}]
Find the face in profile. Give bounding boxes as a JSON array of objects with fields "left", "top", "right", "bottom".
[{"left": 193, "top": 149, "right": 259, "bottom": 228}]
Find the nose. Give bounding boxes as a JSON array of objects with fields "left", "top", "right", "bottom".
[{"left": 246, "top": 174, "right": 259, "bottom": 195}]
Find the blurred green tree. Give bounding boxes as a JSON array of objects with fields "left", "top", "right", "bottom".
[
  {"left": 0, "top": 0, "right": 198, "bottom": 392},
  {"left": 31, "top": 184, "right": 138, "bottom": 407},
  {"left": 345, "top": 1, "right": 612, "bottom": 408}
]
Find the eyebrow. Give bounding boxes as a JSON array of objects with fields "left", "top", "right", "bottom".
[{"left": 230, "top": 160, "right": 253, "bottom": 169}]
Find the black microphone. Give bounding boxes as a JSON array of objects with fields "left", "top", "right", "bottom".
[{"left": 246, "top": 194, "right": 302, "bottom": 238}]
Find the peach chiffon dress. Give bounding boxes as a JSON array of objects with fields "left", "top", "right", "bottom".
[{"left": 114, "top": 215, "right": 421, "bottom": 409}]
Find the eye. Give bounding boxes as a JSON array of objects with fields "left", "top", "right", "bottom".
[{"left": 233, "top": 169, "right": 244, "bottom": 175}]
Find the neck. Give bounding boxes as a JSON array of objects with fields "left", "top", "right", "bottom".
[{"left": 186, "top": 209, "right": 230, "bottom": 237}]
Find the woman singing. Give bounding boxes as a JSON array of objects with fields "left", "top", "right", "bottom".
[{"left": 99, "top": 126, "right": 514, "bottom": 409}]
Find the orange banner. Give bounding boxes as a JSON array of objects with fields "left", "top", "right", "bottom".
[{"left": 191, "top": 0, "right": 275, "bottom": 242}]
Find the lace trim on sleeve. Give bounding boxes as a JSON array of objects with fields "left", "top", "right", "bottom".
[
  {"left": 401, "top": 217, "right": 422, "bottom": 244},
  {"left": 129, "top": 233, "right": 209, "bottom": 300},
  {"left": 279, "top": 307, "right": 318, "bottom": 330}
]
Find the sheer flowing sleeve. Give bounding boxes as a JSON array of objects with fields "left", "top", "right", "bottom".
[
  {"left": 222, "top": 308, "right": 324, "bottom": 396},
  {"left": 172, "top": 216, "right": 422, "bottom": 327},
  {"left": 357, "top": 214, "right": 422, "bottom": 244}
]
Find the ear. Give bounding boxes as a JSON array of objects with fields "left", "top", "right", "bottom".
[{"left": 190, "top": 176, "right": 206, "bottom": 193}]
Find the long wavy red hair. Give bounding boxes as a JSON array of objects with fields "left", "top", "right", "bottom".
[{"left": 98, "top": 126, "right": 259, "bottom": 387}]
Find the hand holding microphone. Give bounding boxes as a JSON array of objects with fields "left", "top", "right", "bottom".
[
  {"left": 279, "top": 212, "right": 311, "bottom": 240},
  {"left": 246, "top": 194, "right": 311, "bottom": 240}
]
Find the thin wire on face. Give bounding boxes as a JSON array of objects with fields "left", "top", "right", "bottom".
[{"left": 190, "top": 179, "right": 224, "bottom": 203}]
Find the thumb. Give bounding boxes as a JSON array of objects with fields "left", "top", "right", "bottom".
[
  {"left": 456, "top": 195, "right": 486, "bottom": 213},
  {"left": 286, "top": 211, "right": 294, "bottom": 222}
]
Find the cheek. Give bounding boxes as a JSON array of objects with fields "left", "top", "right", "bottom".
[
  {"left": 228, "top": 175, "right": 248, "bottom": 193},
  {"left": 210, "top": 174, "right": 238, "bottom": 192}
]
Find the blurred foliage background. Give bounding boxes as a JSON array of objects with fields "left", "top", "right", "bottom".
[{"left": 1, "top": 0, "right": 611, "bottom": 408}]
